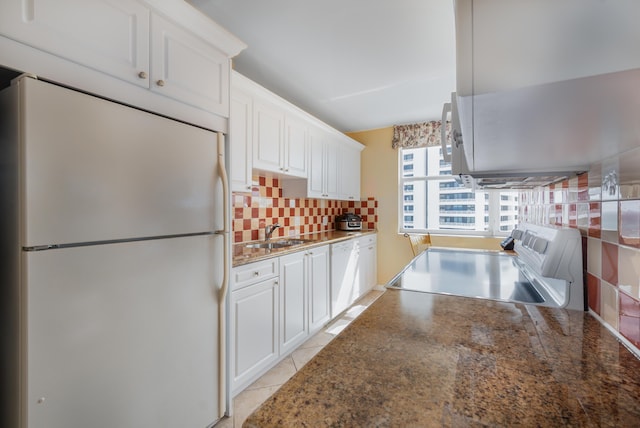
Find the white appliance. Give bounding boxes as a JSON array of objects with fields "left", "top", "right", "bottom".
[
  {"left": 511, "top": 223, "right": 584, "bottom": 311},
  {"left": 445, "top": 0, "right": 640, "bottom": 189},
  {"left": 330, "top": 240, "right": 359, "bottom": 318},
  {"left": 1, "top": 76, "right": 230, "bottom": 428}
]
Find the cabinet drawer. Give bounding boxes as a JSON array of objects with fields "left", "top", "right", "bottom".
[{"left": 233, "top": 258, "right": 279, "bottom": 290}]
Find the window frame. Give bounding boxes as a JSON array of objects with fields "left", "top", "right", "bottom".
[{"left": 397, "top": 147, "right": 517, "bottom": 237}]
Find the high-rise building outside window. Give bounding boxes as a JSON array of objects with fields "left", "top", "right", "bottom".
[{"left": 398, "top": 146, "right": 518, "bottom": 236}]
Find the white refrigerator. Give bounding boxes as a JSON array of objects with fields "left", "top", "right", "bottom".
[{"left": 0, "top": 76, "right": 230, "bottom": 428}]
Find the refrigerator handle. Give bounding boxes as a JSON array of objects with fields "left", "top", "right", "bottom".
[{"left": 216, "top": 132, "right": 230, "bottom": 417}]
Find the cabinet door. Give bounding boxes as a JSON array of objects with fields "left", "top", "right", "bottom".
[
  {"left": 253, "top": 98, "right": 285, "bottom": 173},
  {"left": 359, "top": 235, "right": 377, "bottom": 295},
  {"left": 308, "top": 246, "right": 330, "bottom": 333},
  {"left": 324, "top": 140, "right": 340, "bottom": 198},
  {"left": 231, "top": 278, "right": 279, "bottom": 394},
  {"left": 279, "top": 252, "right": 307, "bottom": 354},
  {"left": 307, "top": 129, "right": 326, "bottom": 198},
  {"left": 284, "top": 114, "right": 308, "bottom": 177},
  {"left": 150, "top": 13, "right": 229, "bottom": 117},
  {"left": 230, "top": 89, "right": 253, "bottom": 192},
  {"left": 339, "top": 146, "right": 361, "bottom": 201},
  {"left": 0, "top": 0, "right": 150, "bottom": 87}
]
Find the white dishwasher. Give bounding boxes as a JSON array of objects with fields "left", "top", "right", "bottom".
[{"left": 330, "top": 239, "right": 360, "bottom": 318}]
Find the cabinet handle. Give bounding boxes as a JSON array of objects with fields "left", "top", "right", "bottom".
[
  {"left": 156, "top": 80, "right": 165, "bottom": 87},
  {"left": 285, "top": 168, "right": 289, "bottom": 172},
  {"left": 138, "top": 71, "right": 148, "bottom": 79},
  {"left": 246, "top": 185, "right": 252, "bottom": 190},
  {"left": 274, "top": 280, "right": 279, "bottom": 285},
  {"left": 253, "top": 271, "right": 259, "bottom": 277}
]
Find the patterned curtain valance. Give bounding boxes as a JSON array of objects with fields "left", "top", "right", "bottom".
[{"left": 391, "top": 120, "right": 450, "bottom": 149}]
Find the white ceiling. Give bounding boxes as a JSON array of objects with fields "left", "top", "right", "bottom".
[{"left": 189, "top": 0, "right": 456, "bottom": 132}]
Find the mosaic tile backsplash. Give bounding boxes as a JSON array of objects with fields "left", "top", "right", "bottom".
[
  {"left": 232, "top": 175, "right": 378, "bottom": 243},
  {"left": 518, "top": 147, "right": 640, "bottom": 354}
]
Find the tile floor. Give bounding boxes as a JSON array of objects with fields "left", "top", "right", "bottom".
[{"left": 215, "top": 289, "right": 385, "bottom": 428}]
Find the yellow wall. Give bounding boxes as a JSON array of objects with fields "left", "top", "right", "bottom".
[{"left": 347, "top": 127, "right": 503, "bottom": 284}]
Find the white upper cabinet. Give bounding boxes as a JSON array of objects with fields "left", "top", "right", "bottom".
[
  {"left": 0, "top": 0, "right": 245, "bottom": 119},
  {"left": 306, "top": 129, "right": 338, "bottom": 199},
  {"left": 230, "top": 88, "right": 253, "bottom": 193},
  {"left": 252, "top": 97, "right": 286, "bottom": 173},
  {"left": 231, "top": 71, "right": 362, "bottom": 196},
  {"left": 338, "top": 144, "right": 361, "bottom": 201},
  {"left": 150, "top": 13, "right": 229, "bottom": 117},
  {"left": 283, "top": 113, "right": 308, "bottom": 177},
  {"left": 252, "top": 97, "right": 308, "bottom": 178},
  {"left": 0, "top": 0, "right": 150, "bottom": 87}
]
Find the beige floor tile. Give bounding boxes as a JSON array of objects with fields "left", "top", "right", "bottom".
[
  {"left": 357, "top": 289, "right": 384, "bottom": 306},
  {"left": 213, "top": 415, "right": 233, "bottom": 428},
  {"left": 291, "top": 345, "right": 323, "bottom": 370},
  {"left": 233, "top": 385, "right": 281, "bottom": 428},
  {"left": 300, "top": 331, "right": 335, "bottom": 349},
  {"left": 324, "top": 317, "right": 353, "bottom": 336},
  {"left": 246, "top": 356, "right": 296, "bottom": 391}
]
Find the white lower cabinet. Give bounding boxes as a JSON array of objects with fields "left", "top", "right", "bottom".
[
  {"left": 231, "top": 238, "right": 373, "bottom": 394},
  {"left": 307, "top": 246, "right": 331, "bottom": 334},
  {"left": 231, "top": 258, "right": 279, "bottom": 395},
  {"left": 231, "top": 244, "right": 331, "bottom": 395},
  {"left": 279, "top": 252, "right": 307, "bottom": 355},
  {"left": 231, "top": 276, "right": 278, "bottom": 395},
  {"left": 359, "top": 234, "right": 378, "bottom": 295}
]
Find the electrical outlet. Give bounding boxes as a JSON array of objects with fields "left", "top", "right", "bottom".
[{"left": 322, "top": 216, "right": 328, "bottom": 225}]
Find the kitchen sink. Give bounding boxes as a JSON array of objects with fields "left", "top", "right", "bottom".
[{"left": 244, "top": 239, "right": 311, "bottom": 249}]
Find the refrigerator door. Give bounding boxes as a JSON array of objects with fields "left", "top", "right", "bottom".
[
  {"left": 19, "top": 78, "right": 221, "bottom": 247},
  {"left": 23, "top": 235, "right": 222, "bottom": 428}
]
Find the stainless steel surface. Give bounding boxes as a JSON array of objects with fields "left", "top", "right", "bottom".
[
  {"left": 244, "top": 239, "right": 309, "bottom": 250},
  {"left": 264, "top": 223, "right": 281, "bottom": 240},
  {"left": 336, "top": 221, "right": 362, "bottom": 231},
  {"left": 336, "top": 213, "right": 362, "bottom": 231},
  {"left": 387, "top": 248, "right": 547, "bottom": 305}
]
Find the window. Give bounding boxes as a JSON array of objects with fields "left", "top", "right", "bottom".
[{"left": 398, "top": 146, "right": 519, "bottom": 236}]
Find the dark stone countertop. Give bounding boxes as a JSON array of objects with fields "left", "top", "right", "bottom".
[{"left": 244, "top": 289, "right": 640, "bottom": 427}]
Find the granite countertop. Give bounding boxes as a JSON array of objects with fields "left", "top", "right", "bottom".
[
  {"left": 233, "top": 229, "right": 377, "bottom": 267},
  {"left": 244, "top": 290, "right": 640, "bottom": 427}
]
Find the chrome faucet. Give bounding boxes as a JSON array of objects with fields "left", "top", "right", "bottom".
[{"left": 265, "top": 223, "right": 281, "bottom": 241}]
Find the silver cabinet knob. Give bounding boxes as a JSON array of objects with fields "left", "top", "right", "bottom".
[
  {"left": 138, "top": 71, "right": 148, "bottom": 79},
  {"left": 156, "top": 80, "right": 165, "bottom": 87},
  {"left": 253, "top": 271, "right": 259, "bottom": 277}
]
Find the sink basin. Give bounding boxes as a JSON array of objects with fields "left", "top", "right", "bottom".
[{"left": 244, "top": 239, "right": 311, "bottom": 250}]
